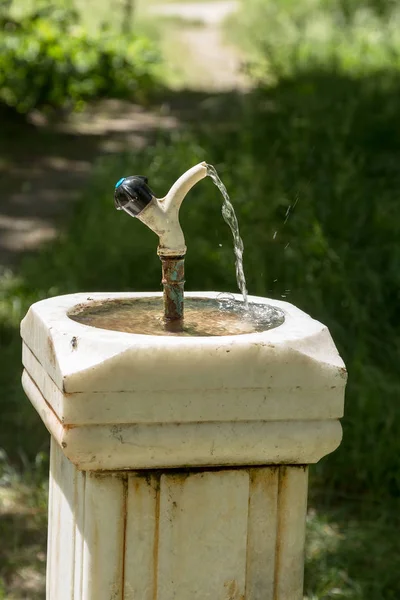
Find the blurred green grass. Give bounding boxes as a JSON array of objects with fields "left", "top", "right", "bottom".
[
  {"left": 227, "top": 0, "right": 400, "bottom": 82},
  {"left": 1, "top": 0, "right": 400, "bottom": 597}
]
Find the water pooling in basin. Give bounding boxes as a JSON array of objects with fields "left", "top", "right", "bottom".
[
  {"left": 68, "top": 297, "right": 284, "bottom": 337},
  {"left": 206, "top": 164, "right": 248, "bottom": 307}
]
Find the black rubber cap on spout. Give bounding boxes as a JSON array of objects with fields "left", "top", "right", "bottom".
[{"left": 114, "top": 175, "right": 154, "bottom": 217}]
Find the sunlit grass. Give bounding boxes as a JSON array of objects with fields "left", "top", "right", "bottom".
[
  {"left": 227, "top": 0, "right": 400, "bottom": 80},
  {"left": 0, "top": 451, "right": 47, "bottom": 599}
]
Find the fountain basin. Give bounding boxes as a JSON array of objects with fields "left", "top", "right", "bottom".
[
  {"left": 21, "top": 291, "right": 346, "bottom": 471},
  {"left": 68, "top": 296, "right": 285, "bottom": 336}
]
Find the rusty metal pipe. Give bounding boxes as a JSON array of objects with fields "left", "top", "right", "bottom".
[{"left": 160, "top": 255, "right": 185, "bottom": 322}]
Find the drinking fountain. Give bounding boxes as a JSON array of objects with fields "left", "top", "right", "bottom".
[{"left": 21, "top": 162, "right": 347, "bottom": 600}]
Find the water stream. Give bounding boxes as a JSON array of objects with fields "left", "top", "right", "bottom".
[{"left": 206, "top": 164, "right": 248, "bottom": 307}]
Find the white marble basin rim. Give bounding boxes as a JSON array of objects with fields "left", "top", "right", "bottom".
[
  {"left": 21, "top": 291, "right": 346, "bottom": 394},
  {"left": 20, "top": 291, "right": 346, "bottom": 470},
  {"left": 21, "top": 289, "right": 338, "bottom": 345}
]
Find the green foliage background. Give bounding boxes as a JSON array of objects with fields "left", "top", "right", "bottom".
[{"left": 0, "top": 0, "right": 160, "bottom": 114}]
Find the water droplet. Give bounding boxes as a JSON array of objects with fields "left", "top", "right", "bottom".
[
  {"left": 216, "top": 292, "right": 237, "bottom": 311},
  {"left": 284, "top": 206, "right": 291, "bottom": 224},
  {"left": 216, "top": 292, "right": 235, "bottom": 301}
]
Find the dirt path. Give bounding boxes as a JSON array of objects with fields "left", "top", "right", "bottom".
[
  {"left": 151, "top": 1, "right": 245, "bottom": 90},
  {"left": 0, "top": 1, "right": 243, "bottom": 268},
  {"left": 0, "top": 103, "right": 177, "bottom": 267}
]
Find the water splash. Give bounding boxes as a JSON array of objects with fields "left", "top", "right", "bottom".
[{"left": 206, "top": 164, "right": 248, "bottom": 307}]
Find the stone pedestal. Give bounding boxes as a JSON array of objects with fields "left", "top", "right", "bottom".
[{"left": 21, "top": 292, "right": 346, "bottom": 600}]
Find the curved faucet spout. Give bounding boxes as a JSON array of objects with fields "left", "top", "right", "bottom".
[
  {"left": 162, "top": 161, "right": 208, "bottom": 217},
  {"left": 138, "top": 161, "right": 207, "bottom": 256}
]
